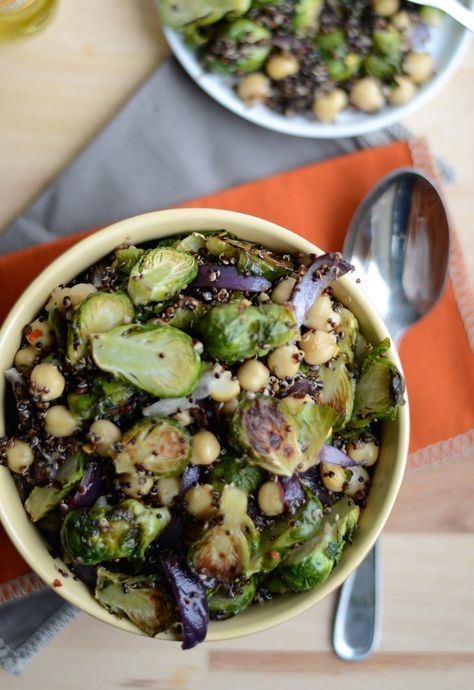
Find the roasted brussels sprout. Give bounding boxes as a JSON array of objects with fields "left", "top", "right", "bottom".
[
  {"left": 197, "top": 301, "right": 297, "bottom": 364},
  {"left": 256, "top": 488, "right": 323, "bottom": 573},
  {"left": 91, "top": 323, "right": 201, "bottom": 397},
  {"left": 373, "top": 27, "right": 401, "bottom": 59},
  {"left": 337, "top": 306, "right": 359, "bottom": 363},
  {"left": 205, "top": 235, "right": 293, "bottom": 280},
  {"left": 156, "top": 296, "right": 207, "bottom": 332},
  {"left": 174, "top": 232, "right": 207, "bottom": 254},
  {"left": 189, "top": 486, "right": 259, "bottom": 584},
  {"left": 95, "top": 568, "right": 175, "bottom": 636},
  {"left": 208, "top": 453, "right": 265, "bottom": 495},
  {"left": 207, "top": 576, "right": 257, "bottom": 620},
  {"left": 24, "top": 451, "right": 86, "bottom": 522},
  {"left": 315, "top": 357, "right": 355, "bottom": 430},
  {"left": 67, "top": 291, "right": 135, "bottom": 364},
  {"left": 231, "top": 395, "right": 305, "bottom": 476},
  {"left": 127, "top": 248, "right": 198, "bottom": 306},
  {"left": 293, "top": 0, "right": 323, "bottom": 34},
  {"left": 111, "top": 246, "right": 145, "bottom": 275},
  {"left": 114, "top": 417, "right": 191, "bottom": 477},
  {"left": 68, "top": 376, "right": 135, "bottom": 421},
  {"left": 285, "top": 396, "right": 338, "bottom": 467},
  {"left": 206, "top": 19, "right": 271, "bottom": 74},
  {"left": 350, "top": 338, "right": 405, "bottom": 427},
  {"left": 61, "top": 499, "right": 171, "bottom": 565},
  {"left": 278, "top": 497, "right": 359, "bottom": 591},
  {"left": 158, "top": 0, "right": 251, "bottom": 29}
]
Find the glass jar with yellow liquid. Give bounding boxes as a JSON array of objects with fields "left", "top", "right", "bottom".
[{"left": 0, "top": 0, "right": 57, "bottom": 40}]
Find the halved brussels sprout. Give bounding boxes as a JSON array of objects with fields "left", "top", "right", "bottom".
[
  {"left": 281, "top": 395, "right": 338, "bottom": 469},
  {"left": 67, "top": 291, "right": 134, "bottom": 364},
  {"left": 231, "top": 395, "right": 305, "bottom": 476},
  {"left": 314, "top": 357, "right": 355, "bottom": 430},
  {"left": 91, "top": 323, "right": 201, "bottom": 397},
  {"left": 95, "top": 568, "right": 175, "bottom": 637},
  {"left": 24, "top": 451, "right": 86, "bottom": 522},
  {"left": 158, "top": 0, "right": 251, "bottom": 29},
  {"left": 293, "top": 0, "right": 323, "bottom": 34},
  {"left": 278, "top": 497, "right": 359, "bottom": 591},
  {"left": 207, "top": 576, "right": 257, "bottom": 620},
  {"left": 256, "top": 488, "right": 323, "bottom": 573},
  {"left": 68, "top": 377, "right": 135, "bottom": 421},
  {"left": 205, "top": 235, "right": 293, "bottom": 280},
  {"left": 197, "top": 301, "right": 297, "bottom": 364},
  {"left": 337, "top": 306, "right": 359, "bottom": 363},
  {"left": 174, "top": 232, "right": 207, "bottom": 254},
  {"left": 208, "top": 453, "right": 265, "bottom": 495},
  {"left": 114, "top": 417, "right": 191, "bottom": 477},
  {"left": 206, "top": 19, "right": 271, "bottom": 75},
  {"left": 61, "top": 499, "right": 171, "bottom": 565},
  {"left": 111, "top": 246, "right": 145, "bottom": 275},
  {"left": 127, "top": 248, "right": 198, "bottom": 306},
  {"left": 350, "top": 338, "right": 405, "bottom": 428},
  {"left": 189, "top": 486, "right": 259, "bottom": 585}
]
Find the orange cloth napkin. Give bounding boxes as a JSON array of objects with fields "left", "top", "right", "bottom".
[{"left": 1, "top": 141, "right": 473, "bottom": 583}]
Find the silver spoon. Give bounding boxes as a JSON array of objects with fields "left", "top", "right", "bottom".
[
  {"left": 408, "top": 0, "right": 474, "bottom": 33},
  {"left": 333, "top": 167, "right": 450, "bottom": 661}
]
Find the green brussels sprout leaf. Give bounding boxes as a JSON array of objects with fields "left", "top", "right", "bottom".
[
  {"left": 127, "top": 248, "right": 198, "bottom": 306},
  {"left": 314, "top": 358, "right": 356, "bottom": 430},
  {"left": 206, "top": 19, "right": 271, "bottom": 74},
  {"left": 293, "top": 0, "right": 323, "bottom": 34},
  {"left": 111, "top": 246, "right": 145, "bottom": 275},
  {"left": 337, "top": 306, "right": 359, "bottom": 363},
  {"left": 208, "top": 453, "right": 265, "bottom": 495},
  {"left": 25, "top": 451, "right": 86, "bottom": 522},
  {"left": 68, "top": 376, "right": 135, "bottom": 421},
  {"left": 207, "top": 576, "right": 257, "bottom": 620},
  {"left": 158, "top": 0, "right": 251, "bottom": 29},
  {"left": 205, "top": 235, "right": 293, "bottom": 280}
]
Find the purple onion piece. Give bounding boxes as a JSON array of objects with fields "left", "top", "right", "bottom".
[
  {"left": 161, "top": 555, "right": 209, "bottom": 650},
  {"left": 69, "top": 461, "right": 105, "bottom": 509},
  {"left": 318, "top": 443, "right": 358, "bottom": 468},
  {"left": 179, "top": 465, "right": 202, "bottom": 496},
  {"left": 157, "top": 514, "right": 185, "bottom": 549},
  {"left": 412, "top": 22, "right": 430, "bottom": 49},
  {"left": 279, "top": 475, "right": 305, "bottom": 508},
  {"left": 290, "top": 253, "right": 353, "bottom": 328},
  {"left": 298, "top": 467, "right": 332, "bottom": 507},
  {"left": 70, "top": 563, "right": 98, "bottom": 588},
  {"left": 286, "top": 378, "right": 320, "bottom": 398},
  {"left": 191, "top": 264, "right": 271, "bottom": 292}
]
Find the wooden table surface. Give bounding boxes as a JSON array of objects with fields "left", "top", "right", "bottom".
[{"left": 1, "top": 2, "right": 473, "bottom": 688}]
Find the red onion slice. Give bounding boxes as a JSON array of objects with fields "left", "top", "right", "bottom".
[
  {"left": 279, "top": 475, "right": 306, "bottom": 509},
  {"left": 69, "top": 461, "right": 105, "bottom": 509},
  {"left": 142, "top": 369, "right": 218, "bottom": 417},
  {"left": 318, "top": 443, "right": 359, "bottom": 467},
  {"left": 290, "top": 253, "right": 353, "bottom": 328},
  {"left": 191, "top": 264, "right": 271, "bottom": 292},
  {"left": 4, "top": 367, "right": 26, "bottom": 388}
]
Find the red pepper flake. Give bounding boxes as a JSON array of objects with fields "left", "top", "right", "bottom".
[
  {"left": 28, "top": 329, "right": 43, "bottom": 342},
  {"left": 52, "top": 578, "right": 62, "bottom": 588},
  {"left": 269, "top": 550, "right": 281, "bottom": 561}
]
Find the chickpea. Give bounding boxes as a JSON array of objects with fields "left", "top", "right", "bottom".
[
  {"left": 190, "top": 430, "right": 221, "bottom": 466},
  {"left": 372, "top": 0, "right": 399, "bottom": 17},
  {"left": 209, "top": 371, "right": 241, "bottom": 403},
  {"left": 119, "top": 472, "right": 153, "bottom": 499},
  {"left": 321, "top": 462, "right": 348, "bottom": 492},
  {"left": 266, "top": 53, "right": 299, "bottom": 81},
  {"left": 388, "top": 76, "right": 417, "bottom": 106},
  {"left": 44, "top": 406, "right": 78, "bottom": 438},
  {"left": 345, "top": 467, "right": 370, "bottom": 497},
  {"left": 392, "top": 10, "right": 412, "bottom": 33},
  {"left": 300, "top": 330, "right": 338, "bottom": 365},
  {"left": 46, "top": 286, "right": 73, "bottom": 315},
  {"left": 312, "top": 88, "right": 348, "bottom": 123},
  {"left": 221, "top": 397, "right": 239, "bottom": 415},
  {"left": 282, "top": 393, "right": 313, "bottom": 415},
  {"left": 258, "top": 480, "right": 285, "bottom": 517},
  {"left": 237, "top": 73, "right": 271, "bottom": 105},
  {"left": 25, "top": 317, "right": 55, "bottom": 352},
  {"left": 185, "top": 484, "right": 215, "bottom": 520},
  {"left": 69, "top": 283, "right": 96, "bottom": 308},
  {"left": 5, "top": 439, "right": 34, "bottom": 474},
  {"left": 237, "top": 359, "right": 270, "bottom": 392},
  {"left": 173, "top": 410, "right": 192, "bottom": 427},
  {"left": 350, "top": 78, "right": 385, "bottom": 112},
  {"left": 267, "top": 344, "right": 302, "bottom": 379},
  {"left": 304, "top": 293, "right": 340, "bottom": 332},
  {"left": 271, "top": 276, "right": 296, "bottom": 305},
  {"left": 347, "top": 439, "right": 380, "bottom": 467},
  {"left": 403, "top": 52, "right": 433, "bottom": 84},
  {"left": 257, "top": 292, "right": 271, "bottom": 303},
  {"left": 30, "top": 363, "right": 65, "bottom": 401},
  {"left": 89, "top": 419, "right": 122, "bottom": 457},
  {"left": 14, "top": 345, "right": 37, "bottom": 371},
  {"left": 156, "top": 477, "right": 181, "bottom": 507}
]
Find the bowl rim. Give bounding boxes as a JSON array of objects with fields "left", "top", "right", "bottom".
[{"left": 0, "top": 208, "right": 410, "bottom": 641}]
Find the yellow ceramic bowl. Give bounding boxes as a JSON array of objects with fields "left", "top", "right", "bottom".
[{"left": 0, "top": 209, "right": 409, "bottom": 642}]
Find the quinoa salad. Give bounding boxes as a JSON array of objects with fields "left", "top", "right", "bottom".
[
  {"left": 159, "top": 0, "right": 445, "bottom": 122},
  {"left": 1, "top": 231, "right": 405, "bottom": 648}
]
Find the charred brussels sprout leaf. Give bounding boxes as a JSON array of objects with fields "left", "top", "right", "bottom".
[
  {"left": 189, "top": 486, "right": 259, "bottom": 585},
  {"left": 278, "top": 497, "right": 359, "bottom": 591},
  {"left": 314, "top": 358, "right": 355, "bottom": 430},
  {"left": 114, "top": 417, "right": 191, "bottom": 477},
  {"left": 293, "top": 0, "right": 323, "bottom": 34},
  {"left": 91, "top": 324, "right": 201, "bottom": 397},
  {"left": 337, "top": 307, "right": 359, "bottom": 363},
  {"left": 158, "top": 0, "right": 251, "bottom": 29},
  {"left": 208, "top": 453, "right": 265, "bottom": 495},
  {"left": 61, "top": 499, "right": 171, "bottom": 565},
  {"left": 208, "top": 576, "right": 257, "bottom": 620},
  {"left": 68, "top": 377, "right": 135, "bottom": 421},
  {"left": 205, "top": 235, "right": 293, "bottom": 280},
  {"left": 127, "top": 248, "right": 198, "bottom": 306},
  {"left": 197, "top": 301, "right": 297, "bottom": 364},
  {"left": 231, "top": 395, "right": 304, "bottom": 476},
  {"left": 95, "top": 568, "right": 175, "bottom": 637},
  {"left": 25, "top": 451, "right": 86, "bottom": 522},
  {"left": 206, "top": 19, "right": 271, "bottom": 74},
  {"left": 111, "top": 246, "right": 145, "bottom": 275},
  {"left": 350, "top": 338, "right": 405, "bottom": 428},
  {"left": 256, "top": 488, "right": 323, "bottom": 573},
  {"left": 67, "top": 291, "right": 134, "bottom": 364}
]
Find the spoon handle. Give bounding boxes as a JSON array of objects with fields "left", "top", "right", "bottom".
[
  {"left": 332, "top": 540, "right": 382, "bottom": 661},
  {"left": 408, "top": 0, "right": 474, "bottom": 31}
]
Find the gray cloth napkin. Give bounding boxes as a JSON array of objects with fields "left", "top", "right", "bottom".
[{"left": 0, "top": 57, "right": 424, "bottom": 674}]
